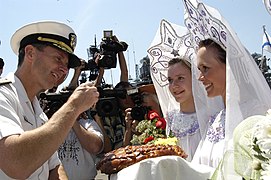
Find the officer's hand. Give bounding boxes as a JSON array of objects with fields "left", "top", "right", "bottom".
[{"left": 67, "top": 82, "right": 99, "bottom": 113}]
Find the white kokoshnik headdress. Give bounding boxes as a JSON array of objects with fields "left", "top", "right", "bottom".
[
  {"left": 183, "top": 0, "right": 227, "bottom": 50},
  {"left": 147, "top": 19, "right": 193, "bottom": 116}
]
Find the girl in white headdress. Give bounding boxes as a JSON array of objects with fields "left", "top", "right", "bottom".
[{"left": 167, "top": 57, "right": 204, "bottom": 161}]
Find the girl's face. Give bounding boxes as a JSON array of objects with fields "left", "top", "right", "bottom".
[
  {"left": 197, "top": 46, "right": 226, "bottom": 98},
  {"left": 168, "top": 62, "right": 194, "bottom": 105}
]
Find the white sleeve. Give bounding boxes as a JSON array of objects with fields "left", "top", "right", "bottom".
[
  {"left": 87, "top": 120, "right": 104, "bottom": 142},
  {"left": 0, "top": 87, "right": 24, "bottom": 139},
  {"left": 48, "top": 151, "right": 61, "bottom": 170},
  {"left": 80, "top": 118, "right": 104, "bottom": 153}
]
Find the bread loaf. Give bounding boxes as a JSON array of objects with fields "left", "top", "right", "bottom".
[{"left": 96, "top": 144, "right": 188, "bottom": 174}]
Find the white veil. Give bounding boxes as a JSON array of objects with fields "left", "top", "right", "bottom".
[
  {"left": 182, "top": 0, "right": 271, "bottom": 178},
  {"left": 147, "top": 19, "right": 223, "bottom": 137}
]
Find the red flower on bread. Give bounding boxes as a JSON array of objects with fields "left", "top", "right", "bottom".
[
  {"left": 155, "top": 117, "right": 166, "bottom": 130},
  {"left": 144, "top": 136, "right": 154, "bottom": 144},
  {"left": 147, "top": 110, "right": 160, "bottom": 120},
  {"left": 131, "top": 110, "right": 167, "bottom": 145}
]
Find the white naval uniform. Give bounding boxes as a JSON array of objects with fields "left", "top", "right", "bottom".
[{"left": 0, "top": 73, "right": 60, "bottom": 180}]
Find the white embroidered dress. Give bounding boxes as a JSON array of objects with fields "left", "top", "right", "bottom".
[
  {"left": 167, "top": 109, "right": 200, "bottom": 162},
  {"left": 192, "top": 109, "right": 225, "bottom": 168}
]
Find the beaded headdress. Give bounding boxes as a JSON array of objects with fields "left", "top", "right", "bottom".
[
  {"left": 147, "top": 19, "right": 193, "bottom": 88},
  {"left": 183, "top": 0, "right": 227, "bottom": 51}
]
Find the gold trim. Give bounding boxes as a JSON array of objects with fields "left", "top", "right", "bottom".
[{"left": 37, "top": 37, "right": 73, "bottom": 53}]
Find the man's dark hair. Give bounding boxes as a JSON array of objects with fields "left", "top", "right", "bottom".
[
  {"left": 115, "top": 81, "right": 133, "bottom": 89},
  {"left": 18, "top": 43, "right": 47, "bottom": 67},
  {"left": 0, "top": 58, "right": 4, "bottom": 69}
]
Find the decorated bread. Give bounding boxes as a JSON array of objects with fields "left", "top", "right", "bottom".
[{"left": 96, "top": 144, "right": 187, "bottom": 174}]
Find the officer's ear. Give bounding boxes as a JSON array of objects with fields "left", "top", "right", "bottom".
[{"left": 24, "top": 45, "right": 36, "bottom": 62}]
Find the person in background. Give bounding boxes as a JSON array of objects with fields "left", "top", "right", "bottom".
[
  {"left": 0, "top": 58, "right": 4, "bottom": 77},
  {"left": 166, "top": 57, "right": 200, "bottom": 162},
  {"left": 63, "top": 59, "right": 86, "bottom": 90},
  {"left": 123, "top": 84, "right": 162, "bottom": 146},
  {"left": 0, "top": 21, "right": 99, "bottom": 179},
  {"left": 58, "top": 110, "right": 103, "bottom": 180},
  {"left": 95, "top": 35, "right": 129, "bottom": 86},
  {"left": 94, "top": 35, "right": 134, "bottom": 153},
  {"left": 54, "top": 59, "right": 104, "bottom": 180}
]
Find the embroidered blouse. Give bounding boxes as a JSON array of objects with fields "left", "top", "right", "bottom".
[
  {"left": 206, "top": 109, "right": 226, "bottom": 143},
  {"left": 167, "top": 109, "right": 201, "bottom": 161},
  {"left": 192, "top": 109, "right": 226, "bottom": 168}
]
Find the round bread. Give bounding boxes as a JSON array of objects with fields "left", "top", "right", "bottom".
[{"left": 96, "top": 144, "right": 188, "bottom": 174}]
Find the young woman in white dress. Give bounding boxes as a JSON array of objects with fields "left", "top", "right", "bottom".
[{"left": 167, "top": 57, "right": 201, "bottom": 162}]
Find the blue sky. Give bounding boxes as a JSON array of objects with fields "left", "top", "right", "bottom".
[{"left": 0, "top": 0, "right": 270, "bottom": 87}]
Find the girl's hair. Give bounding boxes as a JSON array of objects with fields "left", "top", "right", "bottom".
[
  {"left": 168, "top": 57, "right": 191, "bottom": 70},
  {"left": 198, "top": 39, "right": 226, "bottom": 64}
]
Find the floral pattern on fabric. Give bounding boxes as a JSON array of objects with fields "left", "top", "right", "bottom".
[
  {"left": 168, "top": 109, "right": 199, "bottom": 138},
  {"left": 206, "top": 109, "right": 226, "bottom": 143}
]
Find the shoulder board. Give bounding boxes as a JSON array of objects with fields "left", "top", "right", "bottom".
[{"left": 0, "top": 78, "right": 12, "bottom": 85}]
